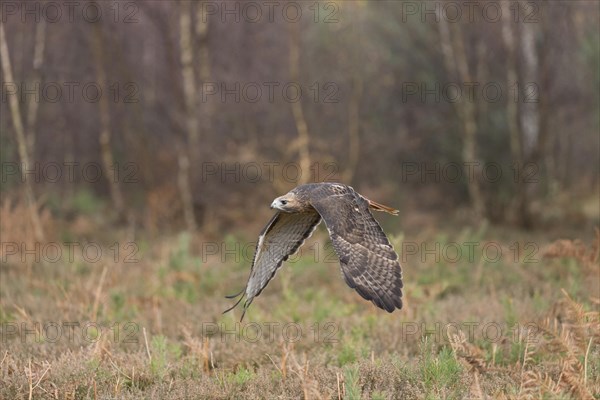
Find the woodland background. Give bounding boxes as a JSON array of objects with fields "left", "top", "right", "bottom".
[{"left": 1, "top": 0, "right": 598, "bottom": 237}]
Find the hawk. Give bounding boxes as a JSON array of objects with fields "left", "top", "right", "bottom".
[{"left": 224, "top": 183, "right": 403, "bottom": 320}]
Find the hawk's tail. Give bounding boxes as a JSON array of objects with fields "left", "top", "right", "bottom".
[
  {"left": 223, "top": 290, "right": 251, "bottom": 322},
  {"left": 223, "top": 290, "right": 245, "bottom": 314},
  {"left": 367, "top": 199, "right": 399, "bottom": 216}
]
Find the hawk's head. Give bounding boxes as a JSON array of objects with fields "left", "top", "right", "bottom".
[{"left": 270, "top": 190, "right": 308, "bottom": 213}]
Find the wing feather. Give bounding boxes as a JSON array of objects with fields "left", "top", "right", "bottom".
[
  {"left": 224, "top": 211, "right": 321, "bottom": 320},
  {"left": 309, "top": 185, "right": 403, "bottom": 312}
]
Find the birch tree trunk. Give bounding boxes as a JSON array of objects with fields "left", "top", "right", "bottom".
[
  {"left": 195, "top": 2, "right": 211, "bottom": 88},
  {"left": 180, "top": 2, "right": 199, "bottom": 152},
  {"left": 195, "top": 0, "right": 212, "bottom": 143},
  {"left": 342, "top": 4, "right": 363, "bottom": 184},
  {"left": 26, "top": 19, "right": 46, "bottom": 153},
  {"left": 288, "top": 21, "right": 311, "bottom": 184},
  {"left": 0, "top": 21, "right": 46, "bottom": 242},
  {"left": 91, "top": 22, "right": 126, "bottom": 218},
  {"left": 502, "top": 2, "right": 529, "bottom": 226},
  {"left": 195, "top": 1, "right": 215, "bottom": 232},
  {"left": 437, "top": 17, "right": 485, "bottom": 218},
  {"left": 516, "top": 1, "right": 541, "bottom": 228},
  {"left": 501, "top": 3, "right": 522, "bottom": 164},
  {"left": 344, "top": 74, "right": 363, "bottom": 183},
  {"left": 498, "top": 1, "right": 542, "bottom": 228},
  {"left": 519, "top": 11, "right": 540, "bottom": 164},
  {"left": 178, "top": 2, "right": 198, "bottom": 232}
]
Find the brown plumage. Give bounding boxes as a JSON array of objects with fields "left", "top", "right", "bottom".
[{"left": 224, "top": 183, "right": 403, "bottom": 321}]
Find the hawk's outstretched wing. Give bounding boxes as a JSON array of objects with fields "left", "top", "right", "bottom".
[
  {"left": 224, "top": 211, "right": 321, "bottom": 320},
  {"left": 309, "top": 185, "right": 403, "bottom": 312}
]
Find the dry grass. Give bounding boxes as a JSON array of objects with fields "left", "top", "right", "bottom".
[
  {"left": 0, "top": 195, "right": 56, "bottom": 258},
  {"left": 1, "top": 202, "right": 599, "bottom": 399},
  {"left": 543, "top": 228, "right": 600, "bottom": 271}
]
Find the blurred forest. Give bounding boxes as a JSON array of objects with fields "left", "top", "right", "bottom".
[{"left": 1, "top": 0, "right": 599, "bottom": 240}]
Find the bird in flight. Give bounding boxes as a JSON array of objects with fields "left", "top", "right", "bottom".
[{"left": 224, "top": 182, "right": 403, "bottom": 321}]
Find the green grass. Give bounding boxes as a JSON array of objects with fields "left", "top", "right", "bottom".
[
  {"left": 229, "top": 367, "right": 255, "bottom": 386},
  {"left": 343, "top": 365, "right": 361, "bottom": 399},
  {"left": 1, "top": 221, "right": 598, "bottom": 398},
  {"left": 150, "top": 335, "right": 183, "bottom": 378},
  {"left": 420, "top": 342, "right": 463, "bottom": 398}
]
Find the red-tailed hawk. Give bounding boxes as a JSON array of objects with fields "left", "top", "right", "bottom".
[{"left": 224, "top": 183, "right": 403, "bottom": 320}]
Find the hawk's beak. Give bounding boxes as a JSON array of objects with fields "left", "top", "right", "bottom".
[{"left": 271, "top": 197, "right": 283, "bottom": 209}]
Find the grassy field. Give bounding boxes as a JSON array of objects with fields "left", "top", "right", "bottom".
[{"left": 1, "top": 200, "right": 599, "bottom": 399}]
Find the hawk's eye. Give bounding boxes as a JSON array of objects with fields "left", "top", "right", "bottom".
[{"left": 280, "top": 200, "right": 288, "bottom": 205}]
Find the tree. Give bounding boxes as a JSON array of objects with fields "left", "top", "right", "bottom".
[
  {"left": 436, "top": 15, "right": 485, "bottom": 218},
  {"left": 0, "top": 20, "right": 45, "bottom": 242},
  {"left": 90, "top": 19, "right": 126, "bottom": 220}
]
